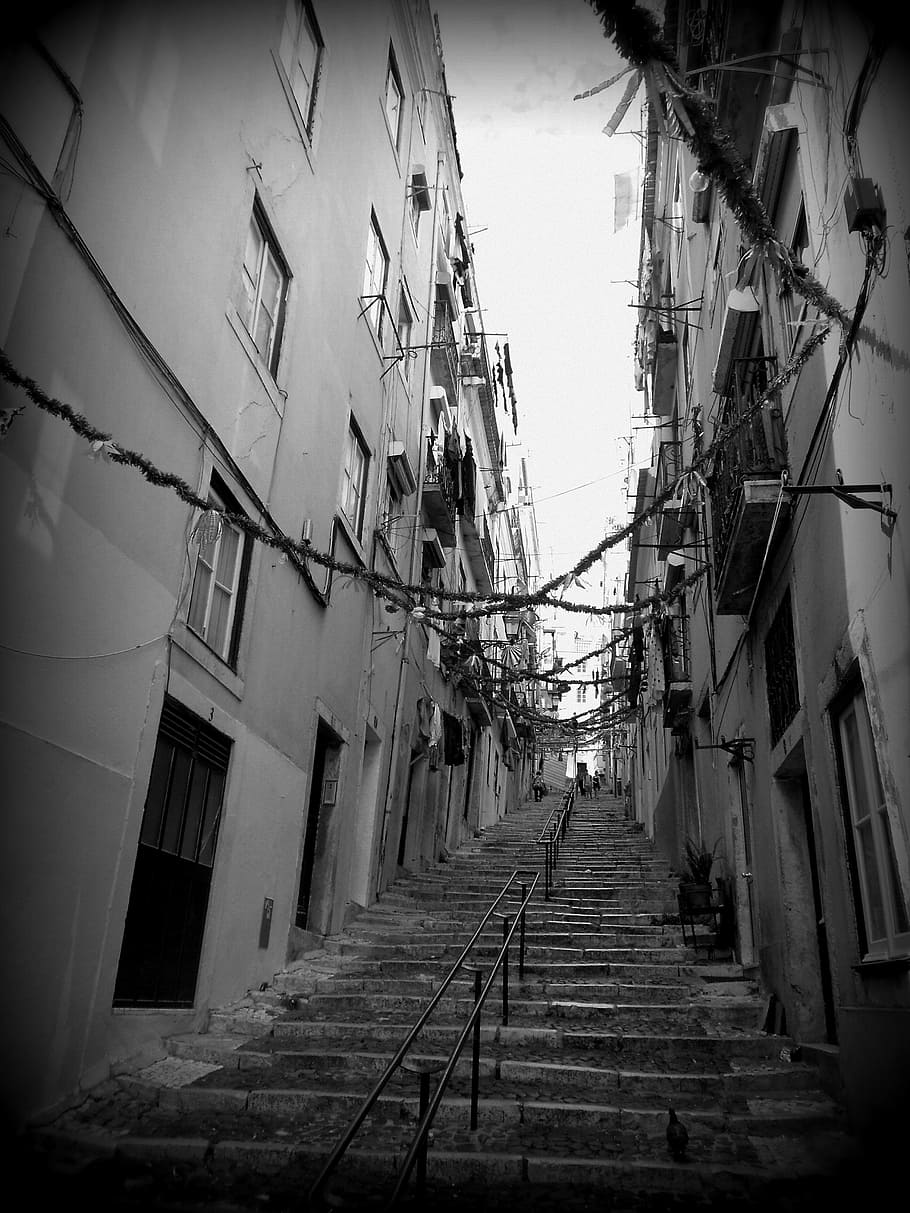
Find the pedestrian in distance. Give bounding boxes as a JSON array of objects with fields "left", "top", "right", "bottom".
[
  {"left": 532, "top": 772, "right": 546, "bottom": 802},
  {"left": 592, "top": 771, "right": 600, "bottom": 795}
]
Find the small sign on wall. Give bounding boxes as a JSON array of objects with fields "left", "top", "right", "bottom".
[
  {"left": 259, "top": 896, "right": 274, "bottom": 949},
  {"left": 322, "top": 779, "right": 337, "bottom": 805}
]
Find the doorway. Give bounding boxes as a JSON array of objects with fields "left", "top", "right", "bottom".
[
  {"left": 113, "top": 697, "right": 230, "bottom": 1008},
  {"left": 296, "top": 720, "right": 340, "bottom": 930},
  {"left": 772, "top": 743, "right": 838, "bottom": 1043},
  {"left": 798, "top": 773, "right": 838, "bottom": 1043}
]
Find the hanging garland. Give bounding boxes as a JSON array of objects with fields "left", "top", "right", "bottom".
[
  {"left": 0, "top": 347, "right": 706, "bottom": 622},
  {"left": 584, "top": 0, "right": 852, "bottom": 329},
  {"left": 1, "top": 318, "right": 825, "bottom": 630}
]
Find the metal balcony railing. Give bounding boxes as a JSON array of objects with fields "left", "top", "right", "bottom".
[
  {"left": 422, "top": 439, "right": 456, "bottom": 543},
  {"left": 431, "top": 301, "right": 458, "bottom": 395},
  {"left": 709, "top": 355, "right": 788, "bottom": 570}
]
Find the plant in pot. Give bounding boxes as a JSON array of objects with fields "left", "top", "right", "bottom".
[{"left": 679, "top": 835, "right": 722, "bottom": 911}]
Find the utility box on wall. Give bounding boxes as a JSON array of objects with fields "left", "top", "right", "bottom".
[{"left": 844, "top": 177, "right": 884, "bottom": 232}]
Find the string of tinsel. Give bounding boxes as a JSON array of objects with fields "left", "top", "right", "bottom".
[
  {"left": 0, "top": 320, "right": 825, "bottom": 623},
  {"left": 585, "top": 0, "right": 852, "bottom": 329}
]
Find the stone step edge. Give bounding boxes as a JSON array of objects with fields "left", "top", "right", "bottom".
[
  {"left": 30, "top": 1127, "right": 856, "bottom": 1191},
  {"left": 168, "top": 1040, "right": 825, "bottom": 1085}
]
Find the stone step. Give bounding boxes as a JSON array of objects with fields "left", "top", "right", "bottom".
[
  {"left": 27, "top": 799, "right": 861, "bottom": 1209},
  {"left": 166, "top": 1038, "right": 833, "bottom": 1106},
  {"left": 34, "top": 1090, "right": 854, "bottom": 1206},
  {"left": 263, "top": 1019, "right": 802, "bottom": 1064}
]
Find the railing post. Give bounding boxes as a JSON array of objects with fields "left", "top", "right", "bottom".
[
  {"left": 401, "top": 1056, "right": 445, "bottom": 1199},
  {"left": 500, "top": 914, "right": 510, "bottom": 1026},
  {"left": 416, "top": 1070, "right": 431, "bottom": 1195},
  {"left": 465, "top": 966, "right": 483, "bottom": 1131},
  {"left": 544, "top": 840, "right": 551, "bottom": 900},
  {"left": 519, "top": 884, "right": 527, "bottom": 979}
]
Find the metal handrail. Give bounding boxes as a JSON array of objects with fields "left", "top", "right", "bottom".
[
  {"left": 535, "top": 785, "right": 575, "bottom": 899},
  {"left": 307, "top": 868, "right": 539, "bottom": 1210}
]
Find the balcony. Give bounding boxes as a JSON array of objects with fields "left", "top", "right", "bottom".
[
  {"left": 650, "top": 327, "right": 678, "bottom": 417},
  {"left": 657, "top": 505, "right": 695, "bottom": 559},
  {"left": 460, "top": 616, "right": 494, "bottom": 726},
  {"left": 709, "top": 356, "right": 789, "bottom": 614},
  {"left": 422, "top": 439, "right": 456, "bottom": 547},
  {"left": 662, "top": 613, "right": 691, "bottom": 730},
  {"left": 431, "top": 300, "right": 457, "bottom": 398}
]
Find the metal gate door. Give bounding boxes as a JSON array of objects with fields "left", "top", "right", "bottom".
[{"left": 113, "top": 698, "right": 231, "bottom": 1007}]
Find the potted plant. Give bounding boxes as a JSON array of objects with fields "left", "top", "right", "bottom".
[{"left": 679, "top": 835, "right": 722, "bottom": 911}]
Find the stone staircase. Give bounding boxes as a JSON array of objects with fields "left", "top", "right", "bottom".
[{"left": 24, "top": 793, "right": 867, "bottom": 1211}]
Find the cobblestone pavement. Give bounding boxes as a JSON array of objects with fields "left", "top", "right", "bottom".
[{"left": 19, "top": 1134, "right": 867, "bottom": 1213}]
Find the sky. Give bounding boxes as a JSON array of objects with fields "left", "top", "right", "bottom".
[{"left": 433, "top": 0, "right": 646, "bottom": 641}]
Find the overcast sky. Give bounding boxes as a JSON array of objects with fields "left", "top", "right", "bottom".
[{"left": 433, "top": 0, "right": 644, "bottom": 634}]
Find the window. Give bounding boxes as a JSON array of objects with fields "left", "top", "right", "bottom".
[
  {"left": 409, "top": 166, "right": 431, "bottom": 241},
  {"left": 187, "top": 476, "right": 252, "bottom": 666},
  {"left": 765, "top": 588, "right": 799, "bottom": 745},
  {"left": 833, "top": 680, "right": 910, "bottom": 959},
  {"left": 396, "top": 286, "right": 414, "bottom": 380},
  {"left": 381, "top": 471, "right": 402, "bottom": 532},
  {"left": 277, "top": 0, "right": 324, "bottom": 137},
  {"left": 362, "top": 213, "right": 389, "bottom": 339},
  {"left": 237, "top": 203, "right": 289, "bottom": 376},
  {"left": 384, "top": 48, "right": 404, "bottom": 149},
  {"left": 780, "top": 200, "right": 810, "bottom": 354},
  {"left": 341, "top": 421, "right": 369, "bottom": 539}
]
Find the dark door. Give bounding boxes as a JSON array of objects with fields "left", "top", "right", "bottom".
[
  {"left": 397, "top": 752, "right": 419, "bottom": 867},
  {"left": 800, "top": 774, "right": 838, "bottom": 1043},
  {"left": 114, "top": 698, "right": 230, "bottom": 1007},
  {"left": 296, "top": 721, "right": 329, "bottom": 929}
]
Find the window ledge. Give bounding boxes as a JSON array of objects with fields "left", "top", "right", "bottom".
[
  {"left": 171, "top": 621, "right": 245, "bottom": 700},
  {"left": 852, "top": 954, "right": 910, "bottom": 976},
  {"left": 225, "top": 307, "right": 286, "bottom": 416},
  {"left": 334, "top": 511, "right": 367, "bottom": 566}
]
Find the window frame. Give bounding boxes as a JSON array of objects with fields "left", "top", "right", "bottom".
[
  {"left": 362, "top": 212, "right": 390, "bottom": 341},
  {"left": 779, "top": 199, "right": 810, "bottom": 357},
  {"left": 186, "top": 474, "right": 253, "bottom": 668},
  {"left": 832, "top": 674, "right": 910, "bottom": 961},
  {"left": 340, "top": 419, "right": 370, "bottom": 540},
  {"left": 276, "top": 0, "right": 324, "bottom": 140},
  {"left": 396, "top": 283, "right": 414, "bottom": 381},
  {"left": 237, "top": 201, "right": 290, "bottom": 378},
  {"left": 383, "top": 46, "right": 404, "bottom": 151}
]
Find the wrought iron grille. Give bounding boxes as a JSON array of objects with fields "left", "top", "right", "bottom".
[
  {"left": 663, "top": 609, "right": 690, "bottom": 685},
  {"left": 656, "top": 440, "right": 683, "bottom": 496},
  {"left": 765, "top": 588, "right": 799, "bottom": 744},
  {"left": 687, "top": 0, "right": 729, "bottom": 100},
  {"left": 432, "top": 300, "right": 458, "bottom": 390},
  {"left": 424, "top": 439, "right": 456, "bottom": 521},
  {"left": 709, "top": 355, "right": 787, "bottom": 568}
]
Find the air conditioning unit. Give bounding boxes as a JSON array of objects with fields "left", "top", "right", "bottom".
[{"left": 387, "top": 441, "right": 417, "bottom": 497}]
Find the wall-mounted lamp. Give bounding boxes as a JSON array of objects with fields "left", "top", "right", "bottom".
[{"left": 689, "top": 169, "right": 710, "bottom": 193}]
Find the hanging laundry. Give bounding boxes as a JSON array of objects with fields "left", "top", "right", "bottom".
[
  {"left": 503, "top": 342, "right": 519, "bottom": 432},
  {"left": 444, "top": 427, "right": 463, "bottom": 504},
  {"left": 442, "top": 710, "right": 465, "bottom": 765},
  {"left": 415, "top": 696, "right": 433, "bottom": 754},
  {"left": 461, "top": 437, "right": 476, "bottom": 516},
  {"left": 426, "top": 624, "right": 441, "bottom": 668},
  {"left": 428, "top": 701, "right": 443, "bottom": 771}
]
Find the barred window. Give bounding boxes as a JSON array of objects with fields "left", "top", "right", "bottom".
[{"left": 765, "top": 588, "right": 799, "bottom": 745}]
